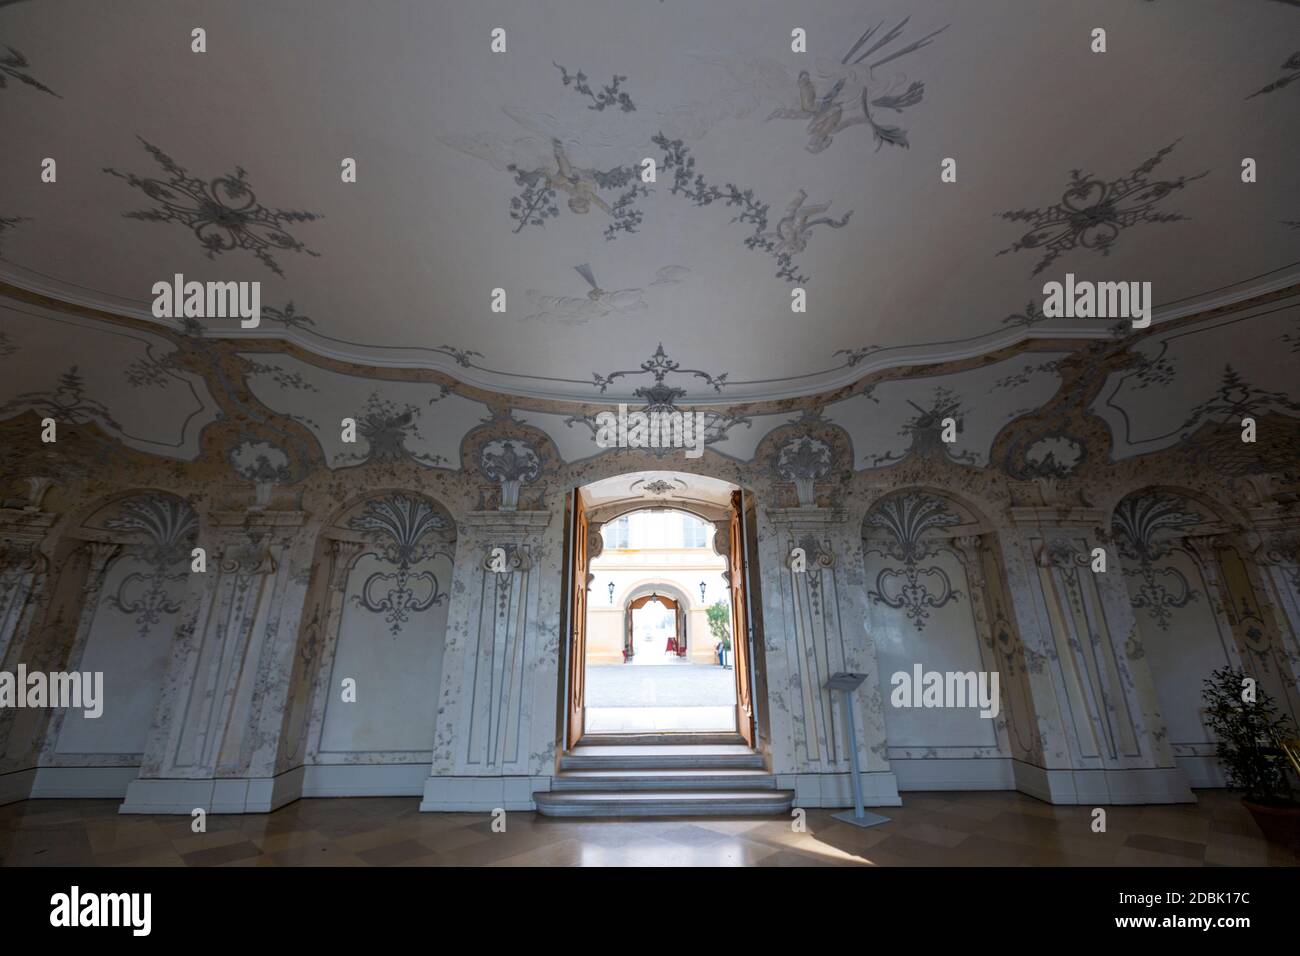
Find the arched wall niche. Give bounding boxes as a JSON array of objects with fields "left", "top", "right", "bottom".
[
  {"left": 860, "top": 486, "right": 1042, "bottom": 780},
  {"left": 1110, "top": 485, "right": 1300, "bottom": 785},
  {"left": 285, "top": 489, "right": 458, "bottom": 780},
  {"left": 38, "top": 490, "right": 200, "bottom": 779}
]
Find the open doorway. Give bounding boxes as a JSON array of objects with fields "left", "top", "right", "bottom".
[
  {"left": 586, "top": 510, "right": 734, "bottom": 733},
  {"left": 563, "top": 473, "right": 757, "bottom": 745}
]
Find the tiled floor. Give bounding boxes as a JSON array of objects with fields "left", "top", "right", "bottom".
[{"left": 0, "top": 790, "right": 1295, "bottom": 867}]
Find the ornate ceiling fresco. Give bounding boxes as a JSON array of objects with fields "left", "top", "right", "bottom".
[{"left": 1, "top": 0, "right": 1298, "bottom": 410}]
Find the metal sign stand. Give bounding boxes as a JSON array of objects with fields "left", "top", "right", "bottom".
[{"left": 826, "top": 672, "right": 891, "bottom": 829}]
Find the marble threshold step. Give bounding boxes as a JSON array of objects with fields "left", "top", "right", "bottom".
[
  {"left": 559, "top": 744, "right": 765, "bottom": 771},
  {"left": 583, "top": 732, "right": 746, "bottom": 747},
  {"left": 533, "top": 789, "right": 795, "bottom": 818},
  {"left": 551, "top": 768, "right": 777, "bottom": 792}
]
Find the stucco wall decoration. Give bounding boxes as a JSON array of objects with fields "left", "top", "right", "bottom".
[
  {"left": 865, "top": 491, "right": 963, "bottom": 630},
  {"left": 100, "top": 494, "right": 199, "bottom": 640},
  {"left": 2, "top": 1, "right": 1300, "bottom": 821},
  {"left": 346, "top": 495, "right": 452, "bottom": 635},
  {"left": 1112, "top": 493, "right": 1204, "bottom": 629}
]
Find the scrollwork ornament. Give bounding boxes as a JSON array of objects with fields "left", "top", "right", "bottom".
[
  {"left": 346, "top": 496, "right": 451, "bottom": 634},
  {"left": 866, "top": 493, "right": 962, "bottom": 629}
]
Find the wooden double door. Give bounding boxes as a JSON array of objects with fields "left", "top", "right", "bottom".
[{"left": 565, "top": 488, "right": 757, "bottom": 749}]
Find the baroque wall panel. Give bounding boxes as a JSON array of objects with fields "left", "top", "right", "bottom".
[{"left": 0, "top": 283, "right": 1297, "bottom": 811}]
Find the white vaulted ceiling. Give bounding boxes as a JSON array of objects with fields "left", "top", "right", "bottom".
[{"left": 2, "top": 0, "right": 1299, "bottom": 404}]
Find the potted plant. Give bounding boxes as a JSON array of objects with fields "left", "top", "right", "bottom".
[
  {"left": 707, "top": 601, "right": 732, "bottom": 668},
  {"left": 1202, "top": 666, "right": 1300, "bottom": 847}
]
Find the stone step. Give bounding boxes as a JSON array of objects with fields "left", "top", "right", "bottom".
[
  {"left": 583, "top": 732, "right": 746, "bottom": 747},
  {"left": 551, "top": 768, "right": 777, "bottom": 792},
  {"left": 559, "top": 744, "right": 764, "bottom": 771},
  {"left": 533, "top": 789, "right": 795, "bottom": 818}
]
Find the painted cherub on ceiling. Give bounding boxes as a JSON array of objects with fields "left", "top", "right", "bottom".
[
  {"left": 440, "top": 63, "right": 659, "bottom": 240},
  {"left": 702, "top": 17, "right": 947, "bottom": 154},
  {"left": 524, "top": 263, "right": 689, "bottom": 325},
  {"left": 441, "top": 44, "right": 889, "bottom": 283},
  {"left": 506, "top": 137, "right": 649, "bottom": 239}
]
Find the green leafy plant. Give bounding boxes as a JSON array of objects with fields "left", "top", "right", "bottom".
[
  {"left": 706, "top": 601, "right": 731, "bottom": 650},
  {"left": 1202, "top": 666, "right": 1298, "bottom": 806}
]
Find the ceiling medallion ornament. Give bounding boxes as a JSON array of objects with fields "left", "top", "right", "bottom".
[
  {"left": 996, "top": 141, "right": 1208, "bottom": 276},
  {"left": 104, "top": 137, "right": 323, "bottom": 277}
]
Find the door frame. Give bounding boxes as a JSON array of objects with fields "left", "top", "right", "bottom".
[{"left": 561, "top": 485, "right": 761, "bottom": 748}]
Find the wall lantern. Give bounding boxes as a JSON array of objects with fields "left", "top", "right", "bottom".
[
  {"left": 700, "top": 581, "right": 707, "bottom": 604},
  {"left": 608, "top": 581, "right": 615, "bottom": 605}
]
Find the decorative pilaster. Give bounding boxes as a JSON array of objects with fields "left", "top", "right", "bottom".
[
  {"left": 762, "top": 504, "right": 900, "bottom": 808},
  {"left": 1188, "top": 532, "right": 1300, "bottom": 724},
  {"left": 997, "top": 509, "right": 1192, "bottom": 804},
  {"left": 950, "top": 534, "right": 1042, "bottom": 765},
  {"left": 422, "top": 509, "right": 556, "bottom": 811},
  {"left": 295, "top": 536, "right": 365, "bottom": 770},
  {"left": 0, "top": 507, "right": 55, "bottom": 665},
  {"left": 121, "top": 509, "right": 311, "bottom": 814},
  {"left": 0, "top": 511, "right": 68, "bottom": 799}
]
